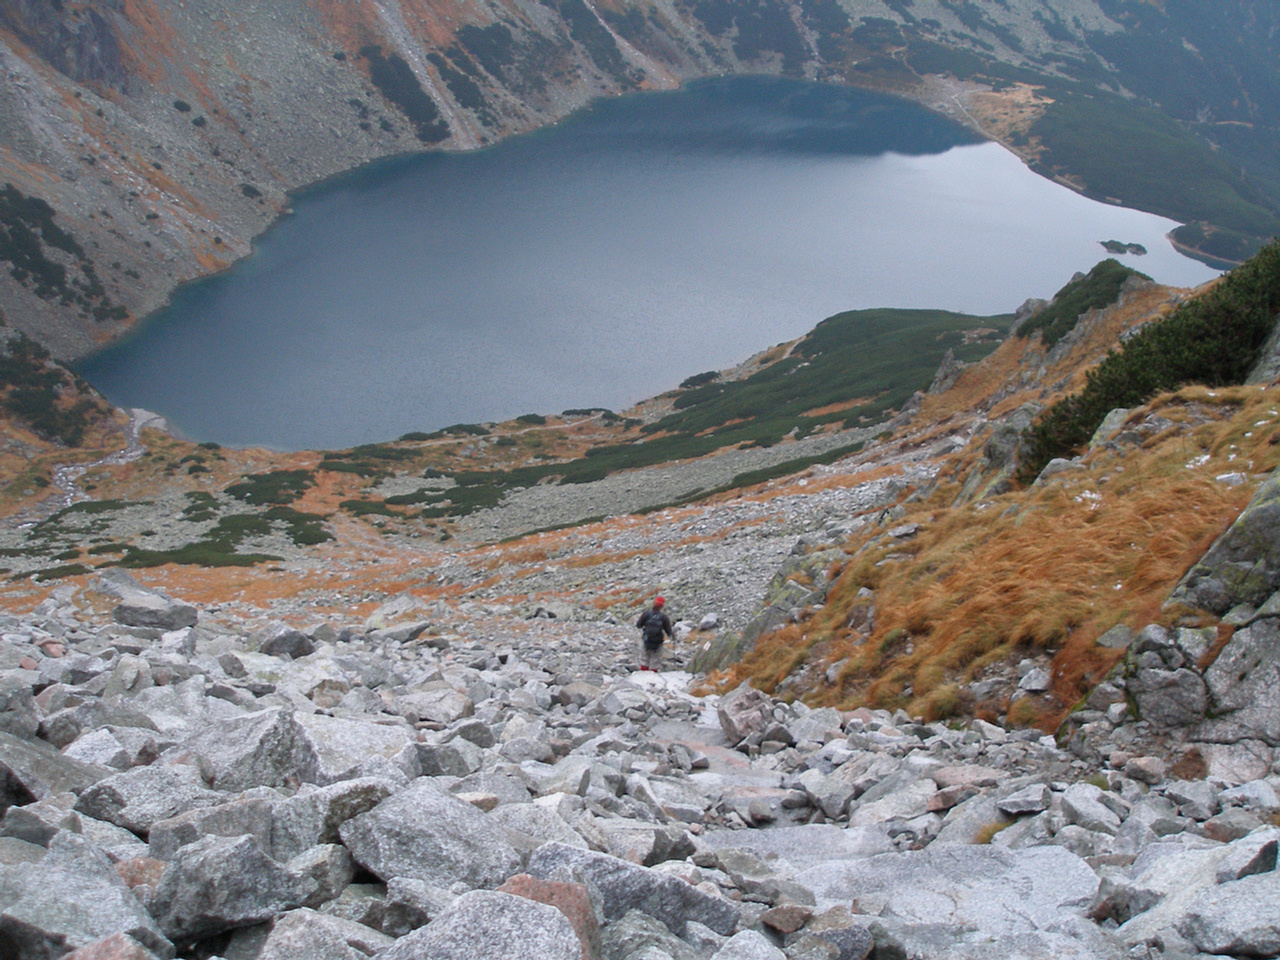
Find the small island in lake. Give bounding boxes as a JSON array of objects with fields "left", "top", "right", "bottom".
[{"left": 1101, "top": 239, "right": 1149, "bottom": 255}]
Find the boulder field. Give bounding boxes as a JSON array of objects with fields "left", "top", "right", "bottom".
[{"left": 3, "top": 573, "right": 1280, "bottom": 960}]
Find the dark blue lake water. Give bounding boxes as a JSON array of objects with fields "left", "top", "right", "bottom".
[{"left": 77, "top": 77, "right": 1218, "bottom": 450}]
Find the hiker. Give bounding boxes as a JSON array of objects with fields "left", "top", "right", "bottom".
[{"left": 635, "top": 596, "right": 673, "bottom": 671}]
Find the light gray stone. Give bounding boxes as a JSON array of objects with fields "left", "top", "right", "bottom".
[
  {"left": 1127, "top": 668, "right": 1208, "bottom": 727},
  {"left": 1114, "top": 842, "right": 1241, "bottom": 943},
  {"left": 416, "top": 739, "right": 483, "bottom": 777},
  {"left": 149, "top": 834, "right": 317, "bottom": 942},
  {"left": 0, "top": 836, "right": 44, "bottom": 865},
  {"left": 1214, "top": 827, "right": 1278, "bottom": 883},
  {"left": 996, "top": 784, "right": 1051, "bottom": 816},
  {"left": 380, "top": 877, "right": 456, "bottom": 937},
  {"left": 391, "top": 688, "right": 473, "bottom": 725},
  {"left": 804, "top": 754, "right": 892, "bottom": 819},
  {"left": 0, "top": 831, "right": 173, "bottom": 958},
  {"left": 697, "top": 825, "right": 892, "bottom": 874},
  {"left": 1177, "top": 869, "right": 1280, "bottom": 956},
  {"left": 1222, "top": 778, "right": 1280, "bottom": 811},
  {"left": 338, "top": 779, "right": 520, "bottom": 888},
  {"left": 1165, "top": 780, "right": 1219, "bottom": 821},
  {"left": 1202, "top": 617, "right": 1280, "bottom": 742},
  {"left": 488, "top": 802, "right": 589, "bottom": 853},
  {"left": 113, "top": 592, "right": 198, "bottom": 631},
  {"left": 76, "top": 761, "right": 224, "bottom": 835},
  {"left": 527, "top": 841, "right": 740, "bottom": 936},
  {"left": 0, "top": 674, "right": 39, "bottom": 741},
  {"left": 178, "top": 708, "right": 317, "bottom": 792},
  {"left": 1060, "top": 783, "right": 1121, "bottom": 835},
  {"left": 224, "top": 907, "right": 393, "bottom": 960},
  {"left": 0, "top": 728, "right": 108, "bottom": 810},
  {"left": 1018, "top": 668, "right": 1051, "bottom": 692},
  {"left": 63, "top": 728, "right": 132, "bottom": 770},
  {"left": 870, "top": 913, "right": 1126, "bottom": 960},
  {"left": 711, "top": 930, "right": 786, "bottom": 960},
  {"left": 717, "top": 683, "right": 774, "bottom": 745},
  {"left": 795, "top": 845, "right": 1098, "bottom": 936},
  {"left": 271, "top": 778, "right": 395, "bottom": 862},
  {"left": 599, "top": 909, "right": 701, "bottom": 960},
  {"left": 148, "top": 795, "right": 277, "bottom": 860},
  {"left": 378, "top": 890, "right": 581, "bottom": 960},
  {"left": 253, "top": 622, "right": 316, "bottom": 660},
  {"left": 293, "top": 713, "right": 418, "bottom": 785},
  {"left": 287, "top": 844, "right": 356, "bottom": 908}
]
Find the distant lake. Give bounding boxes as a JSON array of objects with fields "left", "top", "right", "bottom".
[{"left": 78, "top": 76, "right": 1218, "bottom": 450}]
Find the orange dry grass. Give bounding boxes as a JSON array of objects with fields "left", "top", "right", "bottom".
[{"left": 713, "top": 386, "right": 1278, "bottom": 727}]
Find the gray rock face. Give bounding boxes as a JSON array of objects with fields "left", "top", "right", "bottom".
[
  {"left": 1176, "top": 869, "right": 1280, "bottom": 956},
  {"left": 1202, "top": 617, "right": 1280, "bottom": 742},
  {"left": 377, "top": 890, "right": 581, "bottom": 960},
  {"left": 0, "top": 675, "right": 39, "bottom": 741},
  {"left": 1060, "top": 783, "right": 1122, "bottom": 835},
  {"left": 270, "top": 778, "right": 395, "bottom": 862},
  {"left": 178, "top": 709, "right": 317, "bottom": 791},
  {"left": 1171, "top": 468, "right": 1280, "bottom": 613},
  {"left": 7, "top": 569, "right": 1276, "bottom": 960},
  {"left": 1127, "top": 668, "right": 1208, "bottom": 726},
  {"left": 599, "top": 909, "right": 703, "bottom": 960},
  {"left": 149, "top": 834, "right": 317, "bottom": 943},
  {"left": 148, "top": 795, "right": 277, "bottom": 860},
  {"left": 527, "top": 841, "right": 740, "bottom": 936},
  {"left": 796, "top": 845, "right": 1099, "bottom": 937},
  {"left": 338, "top": 779, "right": 520, "bottom": 889},
  {"left": 111, "top": 583, "right": 198, "bottom": 631},
  {"left": 717, "top": 683, "right": 775, "bottom": 745},
  {"left": 0, "top": 832, "right": 173, "bottom": 959},
  {"left": 0, "top": 729, "right": 107, "bottom": 810},
  {"left": 223, "top": 907, "right": 392, "bottom": 960},
  {"left": 254, "top": 622, "right": 316, "bottom": 660},
  {"left": 293, "top": 714, "right": 418, "bottom": 785},
  {"left": 76, "top": 761, "right": 223, "bottom": 835},
  {"left": 712, "top": 929, "right": 787, "bottom": 960}
]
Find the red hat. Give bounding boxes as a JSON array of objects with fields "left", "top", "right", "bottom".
[{"left": 654, "top": 596, "right": 665, "bottom": 607}]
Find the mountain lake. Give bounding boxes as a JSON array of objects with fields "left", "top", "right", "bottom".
[{"left": 77, "top": 76, "right": 1220, "bottom": 450}]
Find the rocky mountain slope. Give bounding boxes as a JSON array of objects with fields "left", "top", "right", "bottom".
[
  {"left": 1, "top": 0, "right": 1278, "bottom": 355},
  {"left": 1, "top": 247, "right": 1280, "bottom": 959}
]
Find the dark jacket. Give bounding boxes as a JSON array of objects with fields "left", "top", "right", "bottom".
[{"left": 637, "top": 607, "right": 673, "bottom": 646}]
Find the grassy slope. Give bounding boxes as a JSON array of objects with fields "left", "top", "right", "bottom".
[{"left": 706, "top": 251, "right": 1280, "bottom": 730}]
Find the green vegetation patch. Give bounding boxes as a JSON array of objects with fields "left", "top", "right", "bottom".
[
  {"left": 225, "top": 469, "right": 316, "bottom": 505},
  {"left": 340, "top": 499, "right": 401, "bottom": 518},
  {"left": 680, "top": 371, "right": 720, "bottom": 389},
  {"left": 0, "top": 183, "right": 125, "bottom": 322},
  {"left": 1019, "top": 260, "right": 1149, "bottom": 348},
  {"left": 181, "top": 491, "right": 218, "bottom": 522},
  {"left": 1, "top": 333, "right": 111, "bottom": 446},
  {"left": 28, "top": 563, "right": 90, "bottom": 582},
  {"left": 656, "top": 308, "right": 1011, "bottom": 440},
  {"left": 116, "top": 504, "right": 330, "bottom": 567},
  {"left": 360, "top": 45, "right": 450, "bottom": 144},
  {"left": 556, "top": 0, "right": 630, "bottom": 80},
  {"left": 263, "top": 506, "right": 333, "bottom": 546},
  {"left": 1029, "top": 91, "right": 1280, "bottom": 251},
  {"left": 426, "top": 52, "right": 495, "bottom": 125},
  {"left": 1018, "top": 240, "right": 1280, "bottom": 483},
  {"left": 692, "top": 0, "right": 807, "bottom": 73}
]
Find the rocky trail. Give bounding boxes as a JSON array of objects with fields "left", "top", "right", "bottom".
[{"left": 3, "top": 568, "right": 1280, "bottom": 960}]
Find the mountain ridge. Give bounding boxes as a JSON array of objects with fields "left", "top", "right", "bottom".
[{"left": 1, "top": 0, "right": 1278, "bottom": 357}]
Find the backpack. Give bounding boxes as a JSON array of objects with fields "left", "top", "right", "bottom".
[{"left": 642, "top": 612, "right": 666, "bottom": 648}]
